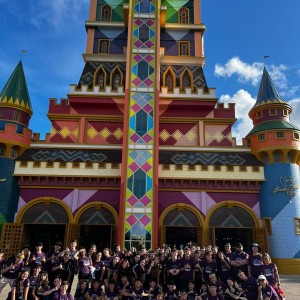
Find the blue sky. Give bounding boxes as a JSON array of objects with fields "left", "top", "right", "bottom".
[{"left": 0, "top": 0, "right": 300, "bottom": 144}]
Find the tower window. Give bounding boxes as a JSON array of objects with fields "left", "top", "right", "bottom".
[
  {"left": 112, "top": 73, "right": 121, "bottom": 90},
  {"left": 179, "top": 8, "right": 189, "bottom": 24},
  {"left": 293, "top": 132, "right": 300, "bottom": 140},
  {"left": 101, "top": 5, "right": 112, "bottom": 21},
  {"left": 269, "top": 108, "right": 277, "bottom": 116},
  {"left": 283, "top": 109, "right": 289, "bottom": 117},
  {"left": 13, "top": 111, "right": 20, "bottom": 122},
  {"left": 0, "top": 145, "right": 5, "bottom": 157},
  {"left": 98, "top": 39, "right": 110, "bottom": 54},
  {"left": 10, "top": 147, "right": 18, "bottom": 159},
  {"left": 256, "top": 111, "right": 262, "bottom": 119},
  {"left": 273, "top": 150, "right": 282, "bottom": 163},
  {"left": 258, "top": 133, "right": 265, "bottom": 141},
  {"left": 275, "top": 131, "right": 285, "bottom": 139},
  {"left": 179, "top": 41, "right": 190, "bottom": 56}
]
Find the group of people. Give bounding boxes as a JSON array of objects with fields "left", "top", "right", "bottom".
[{"left": 0, "top": 240, "right": 285, "bottom": 300}]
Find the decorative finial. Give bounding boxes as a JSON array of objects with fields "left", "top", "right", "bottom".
[{"left": 20, "top": 49, "right": 27, "bottom": 60}]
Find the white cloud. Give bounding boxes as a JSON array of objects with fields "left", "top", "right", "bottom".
[
  {"left": 214, "top": 57, "right": 288, "bottom": 89},
  {"left": 219, "top": 89, "right": 256, "bottom": 145},
  {"left": 288, "top": 98, "right": 300, "bottom": 128},
  {"left": 28, "top": 0, "right": 89, "bottom": 27}
]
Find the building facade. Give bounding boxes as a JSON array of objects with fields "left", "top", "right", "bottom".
[{"left": 0, "top": 0, "right": 300, "bottom": 273}]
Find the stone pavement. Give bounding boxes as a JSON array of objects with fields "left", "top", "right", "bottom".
[{"left": 0, "top": 274, "right": 299, "bottom": 299}]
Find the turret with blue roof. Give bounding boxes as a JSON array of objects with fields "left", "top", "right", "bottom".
[{"left": 247, "top": 67, "right": 300, "bottom": 266}]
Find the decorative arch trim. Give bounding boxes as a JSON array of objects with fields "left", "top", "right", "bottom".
[
  {"left": 73, "top": 201, "right": 118, "bottom": 226},
  {"left": 93, "top": 64, "right": 107, "bottom": 88},
  {"left": 204, "top": 200, "right": 260, "bottom": 229},
  {"left": 159, "top": 203, "right": 204, "bottom": 227},
  {"left": 110, "top": 66, "right": 123, "bottom": 91},
  {"left": 180, "top": 67, "right": 193, "bottom": 91},
  {"left": 15, "top": 197, "right": 73, "bottom": 224},
  {"left": 162, "top": 66, "right": 176, "bottom": 91}
]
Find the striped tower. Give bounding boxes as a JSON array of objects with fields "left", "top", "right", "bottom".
[
  {"left": 119, "top": 0, "right": 159, "bottom": 249},
  {"left": 246, "top": 68, "right": 300, "bottom": 266},
  {"left": 0, "top": 61, "right": 32, "bottom": 226}
]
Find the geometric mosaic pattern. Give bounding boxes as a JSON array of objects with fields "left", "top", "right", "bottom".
[
  {"left": 170, "top": 152, "right": 246, "bottom": 165},
  {"left": 205, "top": 124, "right": 233, "bottom": 146},
  {"left": 123, "top": 0, "right": 157, "bottom": 250},
  {"left": 162, "top": 0, "right": 194, "bottom": 23}
]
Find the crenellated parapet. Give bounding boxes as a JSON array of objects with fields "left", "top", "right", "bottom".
[
  {"left": 214, "top": 102, "right": 236, "bottom": 118},
  {"left": 48, "top": 98, "right": 71, "bottom": 114},
  {"left": 160, "top": 86, "right": 216, "bottom": 99},
  {"left": 68, "top": 84, "right": 125, "bottom": 96}
]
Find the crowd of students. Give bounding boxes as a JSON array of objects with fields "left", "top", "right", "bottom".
[{"left": 0, "top": 240, "right": 285, "bottom": 300}]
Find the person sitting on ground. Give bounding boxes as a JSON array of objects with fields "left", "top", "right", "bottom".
[
  {"left": 105, "top": 280, "right": 119, "bottom": 300},
  {"left": 163, "top": 280, "right": 179, "bottom": 300},
  {"left": 31, "top": 270, "right": 50, "bottom": 300},
  {"left": 86, "top": 279, "right": 104, "bottom": 300},
  {"left": 257, "top": 275, "right": 279, "bottom": 300},
  {"left": 208, "top": 273, "right": 225, "bottom": 295},
  {"left": 237, "top": 270, "right": 258, "bottom": 300},
  {"left": 223, "top": 277, "right": 246, "bottom": 300},
  {"left": 74, "top": 280, "right": 89, "bottom": 300},
  {"left": 205, "top": 283, "right": 224, "bottom": 300}
]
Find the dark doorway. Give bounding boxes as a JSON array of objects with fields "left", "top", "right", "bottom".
[
  {"left": 79, "top": 225, "right": 112, "bottom": 250},
  {"left": 166, "top": 226, "right": 198, "bottom": 249},
  {"left": 23, "top": 224, "right": 66, "bottom": 253},
  {"left": 215, "top": 227, "right": 253, "bottom": 251}
]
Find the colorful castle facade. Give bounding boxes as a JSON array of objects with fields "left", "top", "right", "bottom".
[{"left": 0, "top": 0, "right": 300, "bottom": 273}]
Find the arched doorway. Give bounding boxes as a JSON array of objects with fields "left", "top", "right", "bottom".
[
  {"left": 160, "top": 205, "right": 202, "bottom": 248},
  {"left": 75, "top": 203, "right": 117, "bottom": 250},
  {"left": 18, "top": 199, "right": 71, "bottom": 253},
  {"left": 207, "top": 203, "right": 267, "bottom": 252}
]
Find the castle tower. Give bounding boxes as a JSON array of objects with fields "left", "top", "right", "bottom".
[
  {"left": 0, "top": 61, "right": 32, "bottom": 224},
  {"left": 246, "top": 67, "right": 300, "bottom": 267}
]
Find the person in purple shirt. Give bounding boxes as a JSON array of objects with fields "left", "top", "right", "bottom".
[
  {"left": 179, "top": 247, "right": 194, "bottom": 290},
  {"left": 86, "top": 279, "right": 104, "bottom": 300},
  {"left": 105, "top": 280, "right": 119, "bottom": 300},
  {"left": 237, "top": 271, "right": 258, "bottom": 300},
  {"left": 0, "top": 252, "right": 25, "bottom": 294},
  {"left": 248, "top": 243, "right": 263, "bottom": 279},
  {"left": 257, "top": 275, "right": 279, "bottom": 300},
  {"left": 7, "top": 269, "right": 30, "bottom": 300},
  {"left": 30, "top": 242, "right": 46, "bottom": 272},
  {"left": 201, "top": 251, "right": 217, "bottom": 283},
  {"left": 229, "top": 243, "right": 248, "bottom": 280},
  {"left": 52, "top": 280, "right": 74, "bottom": 300}
]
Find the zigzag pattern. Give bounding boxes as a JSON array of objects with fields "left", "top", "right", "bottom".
[
  {"left": 32, "top": 150, "right": 108, "bottom": 162},
  {"left": 170, "top": 152, "right": 246, "bottom": 165}
]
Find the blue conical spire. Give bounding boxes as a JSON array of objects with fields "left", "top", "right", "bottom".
[{"left": 252, "top": 67, "right": 285, "bottom": 108}]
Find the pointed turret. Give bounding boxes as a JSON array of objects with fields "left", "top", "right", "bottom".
[
  {"left": 0, "top": 61, "right": 32, "bottom": 115},
  {"left": 246, "top": 67, "right": 300, "bottom": 264}
]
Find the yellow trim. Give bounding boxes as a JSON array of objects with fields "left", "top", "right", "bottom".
[
  {"left": 272, "top": 258, "right": 300, "bottom": 275},
  {"left": 15, "top": 197, "right": 73, "bottom": 224},
  {"left": 203, "top": 201, "right": 260, "bottom": 245},
  {"left": 159, "top": 203, "right": 204, "bottom": 227},
  {"left": 73, "top": 201, "right": 118, "bottom": 226}
]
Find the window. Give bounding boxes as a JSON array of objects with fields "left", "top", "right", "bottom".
[
  {"left": 101, "top": 5, "right": 111, "bottom": 21},
  {"left": 252, "top": 166, "right": 259, "bottom": 172},
  {"left": 256, "top": 111, "right": 262, "bottom": 119},
  {"left": 262, "top": 218, "right": 272, "bottom": 235},
  {"left": 227, "top": 166, "right": 234, "bottom": 171},
  {"left": 20, "top": 161, "right": 27, "bottom": 167},
  {"left": 294, "top": 218, "right": 300, "bottom": 235},
  {"left": 0, "top": 146, "right": 5, "bottom": 157},
  {"left": 273, "top": 150, "right": 282, "bottom": 163},
  {"left": 175, "top": 165, "right": 183, "bottom": 170},
  {"left": 181, "top": 69, "right": 192, "bottom": 91},
  {"left": 86, "top": 162, "right": 93, "bottom": 168},
  {"left": 275, "top": 131, "right": 285, "bottom": 139},
  {"left": 111, "top": 163, "right": 119, "bottom": 169},
  {"left": 10, "top": 148, "right": 18, "bottom": 159},
  {"left": 98, "top": 39, "right": 110, "bottom": 54},
  {"left": 262, "top": 152, "right": 269, "bottom": 164},
  {"left": 179, "top": 41, "right": 190, "bottom": 56},
  {"left": 166, "top": 73, "right": 174, "bottom": 91},
  {"left": 179, "top": 8, "right": 189, "bottom": 24},
  {"left": 47, "top": 161, "right": 54, "bottom": 168},
  {"left": 33, "top": 161, "right": 41, "bottom": 167},
  {"left": 269, "top": 108, "right": 277, "bottom": 116},
  {"left": 188, "top": 165, "right": 195, "bottom": 170},
  {"left": 73, "top": 162, "right": 80, "bottom": 168},
  {"left": 283, "top": 109, "right": 289, "bottom": 117},
  {"left": 240, "top": 166, "right": 246, "bottom": 172},
  {"left": 201, "top": 165, "right": 208, "bottom": 171},
  {"left": 163, "top": 165, "right": 170, "bottom": 170},
  {"left": 293, "top": 132, "right": 300, "bottom": 140},
  {"left": 111, "top": 68, "right": 122, "bottom": 91},
  {"left": 214, "top": 165, "right": 221, "bottom": 171},
  {"left": 99, "top": 162, "right": 106, "bottom": 168},
  {"left": 60, "top": 162, "right": 66, "bottom": 168},
  {"left": 246, "top": 139, "right": 251, "bottom": 147},
  {"left": 258, "top": 133, "right": 265, "bottom": 141},
  {"left": 13, "top": 111, "right": 20, "bottom": 122}
]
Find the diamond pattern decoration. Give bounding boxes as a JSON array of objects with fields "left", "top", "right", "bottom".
[
  {"left": 139, "top": 215, "right": 151, "bottom": 226},
  {"left": 126, "top": 214, "right": 138, "bottom": 226},
  {"left": 87, "top": 127, "right": 98, "bottom": 139},
  {"left": 113, "top": 128, "right": 123, "bottom": 140},
  {"left": 160, "top": 129, "right": 170, "bottom": 141},
  {"left": 172, "top": 130, "right": 183, "bottom": 141},
  {"left": 60, "top": 127, "right": 71, "bottom": 138},
  {"left": 100, "top": 128, "right": 111, "bottom": 139},
  {"left": 140, "top": 195, "right": 151, "bottom": 207}
]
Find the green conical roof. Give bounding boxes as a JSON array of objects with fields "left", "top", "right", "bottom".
[
  {"left": 252, "top": 67, "right": 286, "bottom": 109},
  {"left": 0, "top": 61, "right": 32, "bottom": 114}
]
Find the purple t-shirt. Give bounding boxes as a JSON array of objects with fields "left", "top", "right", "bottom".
[
  {"left": 248, "top": 254, "right": 263, "bottom": 278},
  {"left": 52, "top": 290, "right": 74, "bottom": 300},
  {"left": 261, "top": 284, "right": 279, "bottom": 300},
  {"left": 201, "top": 259, "right": 217, "bottom": 281},
  {"left": 179, "top": 256, "right": 194, "bottom": 280},
  {"left": 87, "top": 287, "right": 103, "bottom": 298},
  {"left": 261, "top": 263, "right": 278, "bottom": 285}
]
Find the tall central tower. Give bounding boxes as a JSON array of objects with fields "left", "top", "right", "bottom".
[{"left": 119, "top": 0, "right": 159, "bottom": 249}]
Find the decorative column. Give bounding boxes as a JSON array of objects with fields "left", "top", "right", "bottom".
[{"left": 119, "top": 0, "right": 159, "bottom": 250}]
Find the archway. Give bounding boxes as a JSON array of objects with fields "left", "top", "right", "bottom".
[
  {"left": 16, "top": 198, "right": 72, "bottom": 253},
  {"left": 160, "top": 204, "right": 203, "bottom": 248},
  {"left": 74, "top": 202, "right": 118, "bottom": 250},
  {"left": 206, "top": 202, "right": 265, "bottom": 251}
]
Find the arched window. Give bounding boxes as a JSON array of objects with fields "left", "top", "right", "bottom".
[
  {"left": 110, "top": 67, "right": 123, "bottom": 91},
  {"left": 181, "top": 68, "right": 193, "bottom": 91},
  {"left": 0, "top": 144, "right": 6, "bottom": 157},
  {"left": 273, "top": 150, "right": 282, "bottom": 163},
  {"left": 179, "top": 8, "right": 189, "bottom": 24},
  {"left": 10, "top": 147, "right": 18, "bottom": 159},
  {"left": 262, "top": 152, "right": 269, "bottom": 164},
  {"left": 166, "top": 73, "right": 173, "bottom": 91},
  {"left": 101, "top": 5, "right": 112, "bottom": 21},
  {"left": 94, "top": 65, "right": 107, "bottom": 89},
  {"left": 163, "top": 68, "right": 175, "bottom": 92}
]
